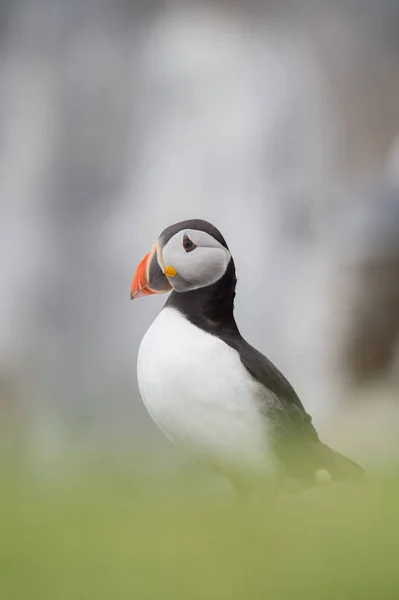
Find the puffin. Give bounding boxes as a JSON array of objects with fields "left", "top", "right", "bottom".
[{"left": 131, "top": 219, "right": 363, "bottom": 496}]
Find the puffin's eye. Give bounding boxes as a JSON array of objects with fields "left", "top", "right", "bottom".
[{"left": 183, "top": 234, "right": 196, "bottom": 253}]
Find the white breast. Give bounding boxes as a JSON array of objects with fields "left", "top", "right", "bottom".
[{"left": 137, "top": 307, "right": 275, "bottom": 478}]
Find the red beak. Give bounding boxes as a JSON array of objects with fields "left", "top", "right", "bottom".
[
  {"left": 130, "top": 252, "right": 153, "bottom": 299},
  {"left": 130, "top": 243, "right": 172, "bottom": 300}
]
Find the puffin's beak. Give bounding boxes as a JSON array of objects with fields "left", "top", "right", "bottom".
[{"left": 130, "top": 242, "right": 172, "bottom": 300}]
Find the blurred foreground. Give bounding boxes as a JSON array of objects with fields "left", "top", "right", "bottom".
[{"left": 1, "top": 452, "right": 398, "bottom": 599}]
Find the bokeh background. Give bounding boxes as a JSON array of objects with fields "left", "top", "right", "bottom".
[
  {"left": 2, "top": 1, "right": 399, "bottom": 597},
  {"left": 2, "top": 0, "right": 399, "bottom": 467}
]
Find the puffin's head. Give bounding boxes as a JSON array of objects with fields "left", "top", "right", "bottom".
[{"left": 130, "top": 219, "right": 231, "bottom": 299}]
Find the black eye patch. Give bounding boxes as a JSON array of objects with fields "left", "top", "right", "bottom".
[{"left": 182, "top": 234, "right": 197, "bottom": 253}]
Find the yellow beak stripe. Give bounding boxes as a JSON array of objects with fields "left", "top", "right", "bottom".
[{"left": 165, "top": 266, "right": 177, "bottom": 278}]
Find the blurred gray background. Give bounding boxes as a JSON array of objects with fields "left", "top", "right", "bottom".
[{"left": 2, "top": 0, "right": 399, "bottom": 471}]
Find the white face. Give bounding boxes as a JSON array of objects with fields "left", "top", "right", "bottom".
[{"left": 161, "top": 229, "right": 231, "bottom": 292}]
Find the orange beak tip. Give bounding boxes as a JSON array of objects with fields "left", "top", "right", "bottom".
[
  {"left": 130, "top": 251, "right": 154, "bottom": 300},
  {"left": 131, "top": 244, "right": 172, "bottom": 300}
]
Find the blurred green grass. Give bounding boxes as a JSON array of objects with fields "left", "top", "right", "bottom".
[{"left": 1, "top": 456, "right": 399, "bottom": 600}]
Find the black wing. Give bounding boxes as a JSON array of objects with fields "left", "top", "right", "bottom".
[
  {"left": 221, "top": 332, "right": 319, "bottom": 440},
  {"left": 222, "top": 333, "right": 364, "bottom": 482}
]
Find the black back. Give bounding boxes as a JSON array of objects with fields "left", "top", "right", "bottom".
[
  {"left": 165, "top": 252, "right": 320, "bottom": 446},
  {"left": 163, "top": 222, "right": 364, "bottom": 481}
]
